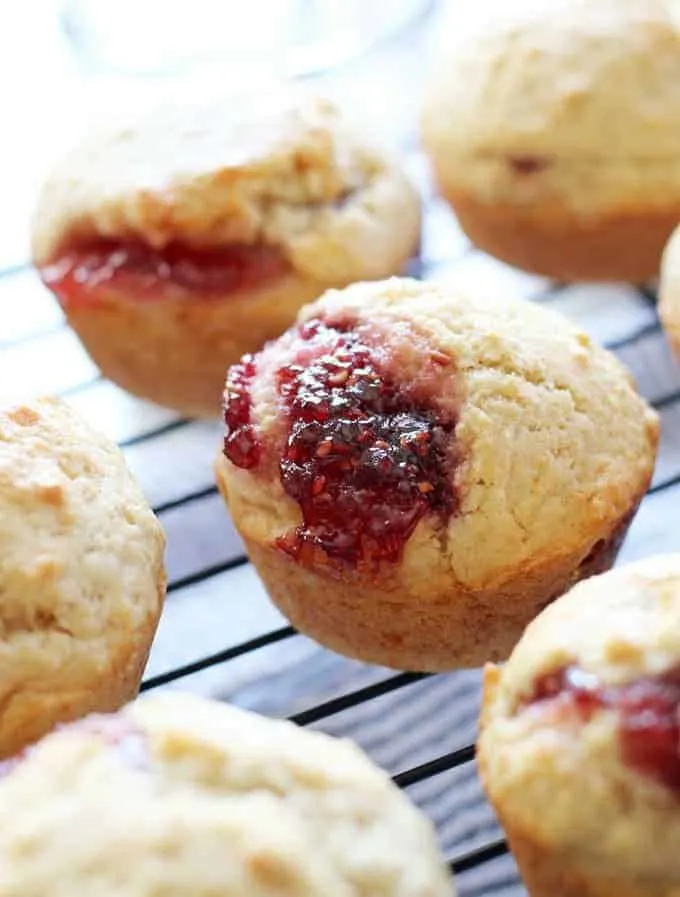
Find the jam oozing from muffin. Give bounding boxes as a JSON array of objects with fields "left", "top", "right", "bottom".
[
  {"left": 528, "top": 664, "right": 680, "bottom": 797},
  {"left": 223, "top": 355, "right": 261, "bottom": 470},
  {"left": 40, "top": 240, "right": 289, "bottom": 307},
  {"left": 224, "top": 317, "right": 458, "bottom": 567}
]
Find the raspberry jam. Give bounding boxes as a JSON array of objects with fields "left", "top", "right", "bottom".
[
  {"left": 223, "top": 355, "right": 261, "bottom": 470},
  {"left": 224, "top": 317, "right": 458, "bottom": 567},
  {"left": 40, "top": 240, "right": 289, "bottom": 307},
  {"left": 528, "top": 664, "right": 680, "bottom": 797}
]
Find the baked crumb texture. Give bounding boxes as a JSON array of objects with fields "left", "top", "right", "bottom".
[
  {"left": 479, "top": 555, "right": 680, "bottom": 897},
  {"left": 0, "top": 693, "right": 452, "bottom": 897},
  {"left": 421, "top": 0, "right": 680, "bottom": 281},
  {"left": 0, "top": 397, "right": 166, "bottom": 759},
  {"left": 217, "top": 278, "right": 658, "bottom": 671},
  {"left": 31, "top": 90, "right": 420, "bottom": 418}
]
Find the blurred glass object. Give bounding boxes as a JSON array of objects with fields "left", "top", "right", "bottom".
[{"left": 61, "top": 0, "right": 434, "bottom": 79}]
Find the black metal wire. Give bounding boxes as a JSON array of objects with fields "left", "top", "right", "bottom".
[
  {"left": 653, "top": 387, "right": 680, "bottom": 410},
  {"left": 154, "top": 484, "right": 219, "bottom": 517},
  {"left": 166, "top": 556, "right": 250, "bottom": 593},
  {"left": 450, "top": 839, "right": 509, "bottom": 875},
  {"left": 289, "top": 673, "right": 430, "bottom": 726},
  {"left": 636, "top": 284, "right": 659, "bottom": 307},
  {"left": 649, "top": 471, "right": 680, "bottom": 495},
  {"left": 140, "top": 626, "right": 296, "bottom": 690},
  {"left": 393, "top": 745, "right": 476, "bottom": 788},
  {"left": 118, "top": 417, "right": 189, "bottom": 449}
]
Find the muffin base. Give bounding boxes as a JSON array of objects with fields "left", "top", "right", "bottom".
[
  {"left": 495, "top": 814, "right": 667, "bottom": 897},
  {"left": 443, "top": 187, "right": 680, "bottom": 283},
  {"left": 61, "top": 273, "right": 331, "bottom": 419},
  {"left": 0, "top": 572, "right": 165, "bottom": 760},
  {"left": 216, "top": 456, "right": 644, "bottom": 672}
]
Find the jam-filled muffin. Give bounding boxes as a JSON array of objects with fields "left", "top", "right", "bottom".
[
  {"left": 0, "top": 692, "right": 453, "bottom": 897},
  {"left": 479, "top": 555, "right": 680, "bottom": 897},
  {"left": 659, "top": 224, "right": 680, "bottom": 363},
  {"left": 0, "top": 396, "right": 165, "bottom": 759},
  {"left": 421, "top": 0, "right": 680, "bottom": 282},
  {"left": 215, "top": 278, "right": 658, "bottom": 671},
  {"left": 31, "top": 89, "right": 420, "bottom": 418}
]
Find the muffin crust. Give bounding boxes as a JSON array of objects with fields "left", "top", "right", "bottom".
[{"left": 0, "top": 397, "right": 165, "bottom": 758}]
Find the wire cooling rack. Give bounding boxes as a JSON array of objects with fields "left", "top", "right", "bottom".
[{"left": 3, "top": 142, "right": 680, "bottom": 896}]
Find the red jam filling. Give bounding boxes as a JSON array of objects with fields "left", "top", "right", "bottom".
[
  {"left": 40, "top": 240, "right": 289, "bottom": 307},
  {"left": 224, "top": 317, "right": 458, "bottom": 567},
  {"left": 223, "top": 354, "right": 261, "bottom": 470},
  {"left": 528, "top": 664, "right": 680, "bottom": 797}
]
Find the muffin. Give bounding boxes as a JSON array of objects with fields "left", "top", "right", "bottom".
[
  {"left": 478, "top": 555, "right": 680, "bottom": 897},
  {"left": 421, "top": 0, "right": 680, "bottom": 282},
  {"left": 659, "top": 224, "right": 680, "bottom": 362},
  {"left": 0, "top": 692, "right": 453, "bottom": 897},
  {"left": 0, "top": 396, "right": 165, "bottom": 759},
  {"left": 215, "top": 277, "right": 658, "bottom": 671},
  {"left": 31, "top": 89, "right": 421, "bottom": 418}
]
